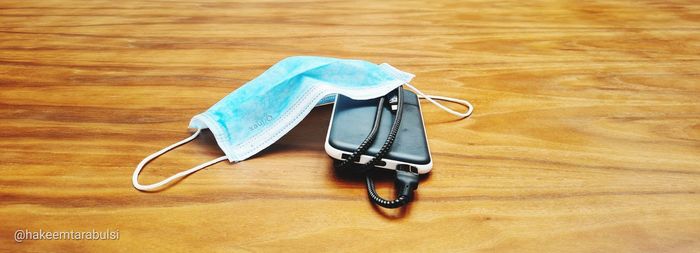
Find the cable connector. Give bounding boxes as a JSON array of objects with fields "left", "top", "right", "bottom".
[{"left": 395, "top": 168, "right": 419, "bottom": 201}]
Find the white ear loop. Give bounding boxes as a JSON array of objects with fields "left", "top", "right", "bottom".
[
  {"left": 403, "top": 83, "right": 474, "bottom": 118},
  {"left": 132, "top": 128, "right": 228, "bottom": 191}
]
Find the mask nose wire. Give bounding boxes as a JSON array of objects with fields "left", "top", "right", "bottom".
[
  {"left": 403, "top": 83, "right": 474, "bottom": 119},
  {"left": 132, "top": 128, "right": 228, "bottom": 191}
]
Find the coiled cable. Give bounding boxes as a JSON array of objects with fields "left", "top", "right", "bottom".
[{"left": 336, "top": 86, "right": 419, "bottom": 209}]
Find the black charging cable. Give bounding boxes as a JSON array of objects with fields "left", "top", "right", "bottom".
[{"left": 336, "top": 86, "right": 419, "bottom": 209}]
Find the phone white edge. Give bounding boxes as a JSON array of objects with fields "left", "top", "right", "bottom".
[{"left": 323, "top": 92, "right": 433, "bottom": 174}]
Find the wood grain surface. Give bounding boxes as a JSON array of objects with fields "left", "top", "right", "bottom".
[{"left": 1, "top": 0, "right": 699, "bottom": 252}]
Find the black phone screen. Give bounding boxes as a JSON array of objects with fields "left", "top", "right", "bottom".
[{"left": 327, "top": 89, "right": 431, "bottom": 165}]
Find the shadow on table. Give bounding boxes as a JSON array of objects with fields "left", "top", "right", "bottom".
[{"left": 255, "top": 105, "right": 335, "bottom": 156}]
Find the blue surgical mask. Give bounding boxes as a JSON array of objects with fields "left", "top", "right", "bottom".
[{"left": 133, "top": 56, "right": 472, "bottom": 191}]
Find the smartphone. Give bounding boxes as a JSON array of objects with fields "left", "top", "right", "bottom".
[{"left": 324, "top": 89, "right": 432, "bottom": 174}]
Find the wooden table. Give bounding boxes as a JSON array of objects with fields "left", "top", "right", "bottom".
[{"left": 1, "top": 0, "right": 699, "bottom": 252}]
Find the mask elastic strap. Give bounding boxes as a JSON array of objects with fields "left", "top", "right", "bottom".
[
  {"left": 132, "top": 128, "right": 228, "bottom": 191},
  {"left": 403, "top": 83, "right": 474, "bottom": 119}
]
